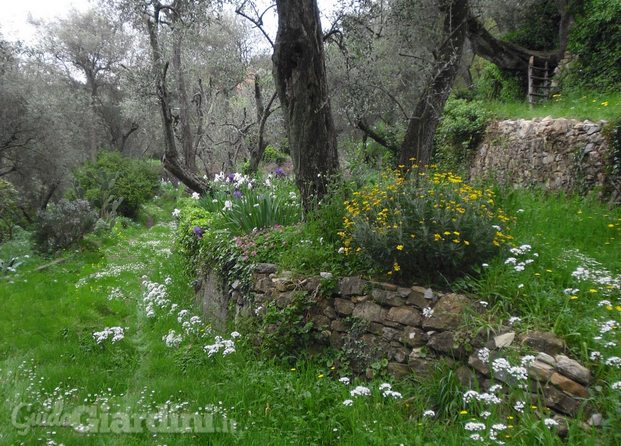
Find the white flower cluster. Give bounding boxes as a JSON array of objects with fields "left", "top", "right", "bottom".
[
  {"left": 611, "top": 381, "right": 621, "bottom": 389},
  {"left": 544, "top": 418, "right": 558, "bottom": 428},
  {"left": 492, "top": 358, "right": 528, "bottom": 381},
  {"left": 423, "top": 410, "right": 435, "bottom": 417},
  {"left": 465, "top": 422, "right": 486, "bottom": 431},
  {"left": 564, "top": 249, "right": 621, "bottom": 293},
  {"left": 513, "top": 400, "right": 525, "bottom": 413},
  {"left": 93, "top": 327, "right": 125, "bottom": 344},
  {"left": 423, "top": 307, "right": 434, "bottom": 318},
  {"left": 508, "top": 316, "right": 522, "bottom": 325},
  {"left": 191, "top": 192, "right": 201, "bottom": 200},
  {"left": 477, "top": 347, "right": 490, "bottom": 364},
  {"left": 339, "top": 377, "right": 350, "bottom": 385},
  {"left": 213, "top": 171, "right": 256, "bottom": 190},
  {"left": 172, "top": 208, "right": 181, "bottom": 217},
  {"left": 203, "top": 336, "right": 236, "bottom": 357},
  {"left": 463, "top": 390, "right": 501, "bottom": 405},
  {"left": 520, "top": 355, "right": 536, "bottom": 367},
  {"left": 350, "top": 386, "right": 372, "bottom": 397},
  {"left": 143, "top": 281, "right": 171, "bottom": 318},
  {"left": 163, "top": 330, "right": 183, "bottom": 348}
]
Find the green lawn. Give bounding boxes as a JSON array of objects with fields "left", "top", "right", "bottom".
[{"left": 0, "top": 192, "right": 620, "bottom": 445}]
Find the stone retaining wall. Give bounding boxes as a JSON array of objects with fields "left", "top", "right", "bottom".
[
  {"left": 195, "top": 265, "right": 599, "bottom": 427},
  {"left": 470, "top": 117, "right": 609, "bottom": 192}
]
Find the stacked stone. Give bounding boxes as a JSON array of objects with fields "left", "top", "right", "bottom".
[
  {"left": 197, "top": 265, "right": 599, "bottom": 427},
  {"left": 470, "top": 117, "right": 608, "bottom": 193}
]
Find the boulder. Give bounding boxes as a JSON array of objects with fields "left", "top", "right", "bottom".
[
  {"left": 386, "top": 306, "right": 422, "bottom": 326},
  {"left": 422, "top": 294, "right": 469, "bottom": 331}
]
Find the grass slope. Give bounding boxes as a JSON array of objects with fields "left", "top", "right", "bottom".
[{"left": 0, "top": 192, "right": 620, "bottom": 445}]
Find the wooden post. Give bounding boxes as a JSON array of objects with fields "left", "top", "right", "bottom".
[{"left": 528, "top": 56, "right": 535, "bottom": 107}]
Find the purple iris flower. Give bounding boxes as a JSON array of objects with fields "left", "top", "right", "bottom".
[
  {"left": 233, "top": 190, "right": 243, "bottom": 199},
  {"left": 228, "top": 173, "right": 235, "bottom": 183},
  {"left": 274, "top": 168, "right": 285, "bottom": 178},
  {"left": 193, "top": 226, "right": 203, "bottom": 239}
]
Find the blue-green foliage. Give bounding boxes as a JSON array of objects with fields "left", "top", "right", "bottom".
[
  {"left": 197, "top": 171, "right": 302, "bottom": 235},
  {"left": 33, "top": 199, "right": 98, "bottom": 253}
]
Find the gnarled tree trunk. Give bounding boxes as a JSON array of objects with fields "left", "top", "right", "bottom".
[
  {"left": 272, "top": 0, "right": 340, "bottom": 209},
  {"left": 399, "top": 0, "right": 469, "bottom": 168}
]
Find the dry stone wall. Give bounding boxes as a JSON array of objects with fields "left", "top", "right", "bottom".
[
  {"left": 470, "top": 117, "right": 609, "bottom": 192},
  {"left": 195, "top": 264, "right": 599, "bottom": 427}
]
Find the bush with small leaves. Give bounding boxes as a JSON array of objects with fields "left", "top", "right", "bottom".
[{"left": 33, "top": 199, "right": 98, "bottom": 254}]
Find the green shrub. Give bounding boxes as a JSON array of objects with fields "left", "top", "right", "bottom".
[
  {"left": 434, "top": 97, "right": 490, "bottom": 169},
  {"left": 473, "top": 62, "right": 524, "bottom": 102},
  {"left": 0, "top": 178, "right": 23, "bottom": 243},
  {"left": 261, "top": 145, "right": 289, "bottom": 165},
  {"left": 566, "top": 0, "right": 621, "bottom": 93},
  {"left": 339, "top": 168, "right": 515, "bottom": 282},
  {"left": 33, "top": 199, "right": 98, "bottom": 254},
  {"left": 73, "top": 152, "right": 161, "bottom": 218}
]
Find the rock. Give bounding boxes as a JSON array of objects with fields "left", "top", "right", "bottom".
[
  {"left": 352, "top": 301, "right": 385, "bottom": 323},
  {"left": 456, "top": 366, "right": 479, "bottom": 388},
  {"left": 468, "top": 351, "right": 492, "bottom": 377},
  {"left": 252, "top": 276, "right": 272, "bottom": 293},
  {"left": 519, "top": 331, "right": 565, "bottom": 356},
  {"left": 407, "top": 286, "right": 431, "bottom": 309},
  {"left": 312, "top": 314, "right": 331, "bottom": 330},
  {"left": 323, "top": 305, "right": 337, "bottom": 320},
  {"left": 331, "top": 319, "right": 350, "bottom": 332},
  {"left": 330, "top": 331, "right": 345, "bottom": 350},
  {"left": 543, "top": 385, "right": 581, "bottom": 416},
  {"left": 368, "top": 323, "right": 384, "bottom": 335},
  {"left": 279, "top": 270, "right": 293, "bottom": 279},
  {"left": 550, "top": 372, "right": 589, "bottom": 398},
  {"left": 555, "top": 355, "right": 592, "bottom": 385},
  {"left": 528, "top": 360, "right": 556, "bottom": 382},
  {"left": 536, "top": 352, "right": 557, "bottom": 367},
  {"left": 334, "top": 298, "right": 355, "bottom": 316},
  {"left": 371, "top": 289, "right": 405, "bottom": 307},
  {"left": 397, "top": 287, "right": 412, "bottom": 298},
  {"left": 338, "top": 276, "right": 367, "bottom": 296},
  {"left": 422, "top": 294, "right": 469, "bottom": 331},
  {"left": 428, "top": 331, "right": 468, "bottom": 359},
  {"left": 424, "top": 288, "right": 435, "bottom": 300},
  {"left": 589, "top": 413, "right": 602, "bottom": 427},
  {"left": 255, "top": 263, "right": 278, "bottom": 274},
  {"left": 494, "top": 332, "right": 515, "bottom": 349},
  {"left": 231, "top": 279, "right": 241, "bottom": 290},
  {"left": 391, "top": 347, "right": 409, "bottom": 363},
  {"left": 301, "top": 276, "right": 322, "bottom": 292},
  {"left": 276, "top": 291, "right": 294, "bottom": 308},
  {"left": 408, "top": 357, "right": 434, "bottom": 380},
  {"left": 400, "top": 326, "right": 429, "bottom": 347},
  {"left": 386, "top": 306, "right": 422, "bottom": 326},
  {"left": 387, "top": 363, "right": 411, "bottom": 379},
  {"left": 319, "top": 272, "right": 333, "bottom": 279},
  {"left": 376, "top": 282, "right": 398, "bottom": 291},
  {"left": 381, "top": 327, "right": 400, "bottom": 342}
]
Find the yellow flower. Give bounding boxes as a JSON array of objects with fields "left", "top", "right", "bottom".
[
  {"left": 464, "top": 241, "right": 470, "bottom": 245},
  {"left": 397, "top": 245, "right": 404, "bottom": 250},
  {"left": 606, "top": 305, "right": 613, "bottom": 311},
  {"left": 589, "top": 289, "right": 598, "bottom": 293},
  {"left": 394, "top": 262, "right": 401, "bottom": 272},
  {"left": 609, "top": 224, "right": 614, "bottom": 228},
  {"left": 443, "top": 231, "right": 451, "bottom": 235},
  {"left": 410, "top": 234, "right": 416, "bottom": 238},
  {"left": 318, "top": 374, "right": 324, "bottom": 378},
  {"left": 460, "top": 410, "right": 468, "bottom": 415},
  {"left": 453, "top": 239, "right": 460, "bottom": 244},
  {"left": 570, "top": 296, "right": 579, "bottom": 300}
]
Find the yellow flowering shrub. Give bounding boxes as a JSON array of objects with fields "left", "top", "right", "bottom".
[{"left": 339, "top": 167, "right": 514, "bottom": 280}]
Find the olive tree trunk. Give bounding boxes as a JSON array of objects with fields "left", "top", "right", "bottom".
[
  {"left": 272, "top": 0, "right": 340, "bottom": 209},
  {"left": 399, "top": 0, "right": 469, "bottom": 168}
]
